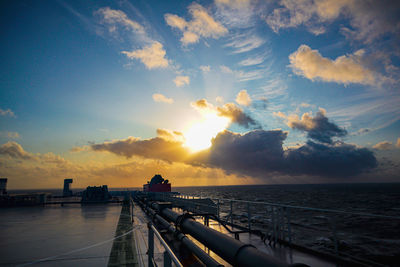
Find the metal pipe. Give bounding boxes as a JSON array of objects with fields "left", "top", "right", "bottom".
[
  {"left": 144, "top": 202, "right": 222, "bottom": 267},
  {"left": 155, "top": 203, "right": 291, "bottom": 267}
]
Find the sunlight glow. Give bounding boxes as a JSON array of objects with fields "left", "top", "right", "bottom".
[{"left": 184, "top": 112, "right": 231, "bottom": 152}]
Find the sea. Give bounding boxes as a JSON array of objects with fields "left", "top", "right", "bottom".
[{"left": 1, "top": 183, "right": 399, "bottom": 266}]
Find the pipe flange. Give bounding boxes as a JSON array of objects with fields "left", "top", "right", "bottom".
[
  {"left": 233, "top": 244, "right": 256, "bottom": 266},
  {"left": 175, "top": 213, "right": 194, "bottom": 232}
]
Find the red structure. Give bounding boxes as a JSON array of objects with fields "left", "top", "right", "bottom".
[
  {"left": 143, "top": 174, "right": 171, "bottom": 192},
  {"left": 143, "top": 183, "right": 171, "bottom": 192}
]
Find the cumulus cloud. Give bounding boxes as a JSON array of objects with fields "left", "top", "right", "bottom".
[
  {"left": 152, "top": 93, "right": 174, "bottom": 104},
  {"left": 0, "top": 142, "right": 68, "bottom": 165},
  {"left": 96, "top": 7, "right": 145, "bottom": 34},
  {"left": 217, "top": 103, "right": 259, "bottom": 128},
  {"left": 278, "top": 108, "right": 347, "bottom": 144},
  {"left": 373, "top": 141, "right": 395, "bottom": 150},
  {"left": 122, "top": 42, "right": 169, "bottom": 69},
  {"left": 173, "top": 75, "right": 190, "bottom": 87},
  {"left": 86, "top": 128, "right": 377, "bottom": 178},
  {"left": 0, "top": 108, "right": 16, "bottom": 118},
  {"left": 156, "top": 128, "right": 185, "bottom": 143},
  {"left": 266, "top": 0, "right": 400, "bottom": 43},
  {"left": 0, "top": 142, "right": 35, "bottom": 160},
  {"left": 191, "top": 99, "right": 259, "bottom": 129},
  {"left": 200, "top": 65, "right": 211, "bottom": 72},
  {"left": 235, "top": 90, "right": 252, "bottom": 106},
  {"left": 90, "top": 136, "right": 190, "bottom": 163},
  {"left": 289, "top": 45, "right": 378, "bottom": 85},
  {"left": 165, "top": 3, "right": 228, "bottom": 45},
  {"left": 0, "top": 132, "right": 20, "bottom": 139}
]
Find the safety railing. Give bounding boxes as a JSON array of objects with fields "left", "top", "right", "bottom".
[
  {"left": 147, "top": 222, "right": 183, "bottom": 267},
  {"left": 148, "top": 192, "right": 400, "bottom": 266}
]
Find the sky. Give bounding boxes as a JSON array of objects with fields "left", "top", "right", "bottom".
[{"left": 1, "top": 0, "right": 400, "bottom": 189}]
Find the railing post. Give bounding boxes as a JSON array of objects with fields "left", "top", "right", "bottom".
[
  {"left": 286, "top": 207, "right": 292, "bottom": 244},
  {"left": 148, "top": 223, "right": 154, "bottom": 267},
  {"left": 217, "top": 199, "right": 220, "bottom": 219},
  {"left": 163, "top": 251, "right": 172, "bottom": 267},
  {"left": 131, "top": 198, "right": 134, "bottom": 223},
  {"left": 247, "top": 202, "right": 251, "bottom": 231},
  {"left": 230, "top": 200, "right": 233, "bottom": 228},
  {"left": 331, "top": 216, "right": 338, "bottom": 255}
]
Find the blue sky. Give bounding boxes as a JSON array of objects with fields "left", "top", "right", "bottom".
[{"left": 1, "top": 0, "right": 399, "bottom": 188}]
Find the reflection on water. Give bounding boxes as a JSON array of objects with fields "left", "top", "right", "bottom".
[{"left": 0, "top": 204, "right": 121, "bottom": 266}]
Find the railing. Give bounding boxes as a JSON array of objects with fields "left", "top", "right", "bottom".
[
  {"left": 147, "top": 222, "right": 183, "bottom": 267},
  {"left": 149, "top": 193, "right": 400, "bottom": 266}
]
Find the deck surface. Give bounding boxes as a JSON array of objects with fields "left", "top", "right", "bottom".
[{"left": 108, "top": 203, "right": 139, "bottom": 267}]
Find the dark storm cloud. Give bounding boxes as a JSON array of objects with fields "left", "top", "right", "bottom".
[
  {"left": 285, "top": 141, "right": 377, "bottom": 177},
  {"left": 288, "top": 108, "right": 347, "bottom": 144},
  {"left": 192, "top": 130, "right": 377, "bottom": 177}
]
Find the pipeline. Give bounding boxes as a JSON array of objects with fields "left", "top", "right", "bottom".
[
  {"left": 137, "top": 198, "right": 223, "bottom": 267},
  {"left": 148, "top": 201, "right": 308, "bottom": 267}
]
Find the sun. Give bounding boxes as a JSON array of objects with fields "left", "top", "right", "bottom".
[{"left": 184, "top": 112, "right": 230, "bottom": 152}]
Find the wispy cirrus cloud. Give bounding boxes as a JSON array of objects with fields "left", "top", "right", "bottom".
[
  {"left": 238, "top": 55, "right": 265, "bottom": 66},
  {"left": 266, "top": 0, "right": 400, "bottom": 44},
  {"left": 165, "top": 3, "right": 228, "bottom": 46},
  {"left": 152, "top": 93, "right": 174, "bottom": 104},
  {"left": 224, "top": 32, "right": 265, "bottom": 53},
  {"left": 214, "top": 0, "right": 256, "bottom": 28},
  {"left": 289, "top": 45, "right": 380, "bottom": 85},
  {"left": 219, "top": 65, "right": 266, "bottom": 82},
  {"left": 96, "top": 7, "right": 170, "bottom": 70}
]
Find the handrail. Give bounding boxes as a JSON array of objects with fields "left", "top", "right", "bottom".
[
  {"left": 160, "top": 193, "right": 400, "bottom": 219},
  {"left": 209, "top": 197, "right": 400, "bottom": 219},
  {"left": 148, "top": 222, "right": 183, "bottom": 267}
]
